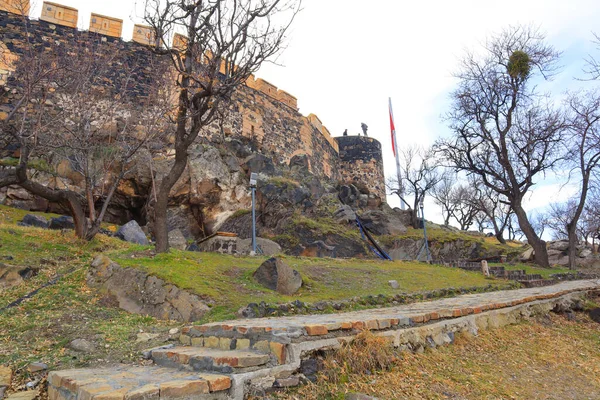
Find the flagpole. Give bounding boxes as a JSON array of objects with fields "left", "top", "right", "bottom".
[{"left": 389, "top": 97, "right": 405, "bottom": 210}]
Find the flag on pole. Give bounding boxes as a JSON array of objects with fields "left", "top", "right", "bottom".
[{"left": 388, "top": 98, "right": 396, "bottom": 157}]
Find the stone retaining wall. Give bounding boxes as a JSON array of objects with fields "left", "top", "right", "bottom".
[{"left": 87, "top": 255, "right": 211, "bottom": 322}]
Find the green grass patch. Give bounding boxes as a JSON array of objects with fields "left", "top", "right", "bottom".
[{"left": 110, "top": 249, "right": 502, "bottom": 323}]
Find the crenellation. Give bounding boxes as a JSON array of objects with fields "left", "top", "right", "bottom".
[
  {"left": 132, "top": 24, "right": 155, "bottom": 46},
  {"left": 1, "top": 5, "right": 387, "bottom": 201},
  {"left": 254, "top": 78, "right": 277, "bottom": 98},
  {"left": 276, "top": 89, "right": 297, "bottom": 110},
  {"left": 172, "top": 33, "right": 187, "bottom": 50},
  {"left": 39, "top": 1, "right": 78, "bottom": 28},
  {"left": 0, "top": 0, "right": 29, "bottom": 16},
  {"left": 89, "top": 13, "right": 123, "bottom": 38}
]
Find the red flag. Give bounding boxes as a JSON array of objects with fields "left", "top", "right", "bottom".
[{"left": 389, "top": 98, "right": 396, "bottom": 157}]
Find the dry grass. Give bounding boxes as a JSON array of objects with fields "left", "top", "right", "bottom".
[{"left": 275, "top": 309, "right": 600, "bottom": 400}]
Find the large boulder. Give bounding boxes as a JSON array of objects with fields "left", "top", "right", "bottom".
[
  {"left": 197, "top": 236, "right": 239, "bottom": 254},
  {"left": 18, "top": 214, "right": 49, "bottom": 229},
  {"left": 520, "top": 247, "right": 534, "bottom": 262},
  {"left": 116, "top": 220, "right": 149, "bottom": 245},
  {"left": 360, "top": 209, "right": 407, "bottom": 236},
  {"left": 242, "top": 153, "right": 277, "bottom": 176},
  {"left": 238, "top": 237, "right": 282, "bottom": 256},
  {"left": 168, "top": 229, "right": 188, "bottom": 250},
  {"left": 549, "top": 240, "right": 570, "bottom": 252},
  {"left": 48, "top": 215, "right": 74, "bottom": 230},
  {"left": 0, "top": 264, "right": 39, "bottom": 289},
  {"left": 253, "top": 257, "right": 302, "bottom": 295},
  {"left": 334, "top": 205, "right": 356, "bottom": 224}
]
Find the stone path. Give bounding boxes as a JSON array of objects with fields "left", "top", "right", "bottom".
[{"left": 47, "top": 279, "right": 600, "bottom": 400}]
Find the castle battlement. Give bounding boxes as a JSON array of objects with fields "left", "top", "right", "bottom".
[
  {"left": 0, "top": 1, "right": 336, "bottom": 132},
  {"left": 0, "top": 1, "right": 386, "bottom": 200}
]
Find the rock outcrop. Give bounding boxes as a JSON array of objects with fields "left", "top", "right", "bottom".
[
  {"left": 87, "top": 255, "right": 210, "bottom": 322},
  {"left": 520, "top": 240, "right": 600, "bottom": 268}
]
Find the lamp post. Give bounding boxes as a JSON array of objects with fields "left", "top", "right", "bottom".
[
  {"left": 417, "top": 198, "right": 431, "bottom": 263},
  {"left": 249, "top": 172, "right": 258, "bottom": 256}
]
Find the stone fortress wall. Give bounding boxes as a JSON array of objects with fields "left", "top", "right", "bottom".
[{"left": 0, "top": 0, "right": 386, "bottom": 199}]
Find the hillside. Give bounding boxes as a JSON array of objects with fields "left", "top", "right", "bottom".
[{"left": 0, "top": 205, "right": 558, "bottom": 379}]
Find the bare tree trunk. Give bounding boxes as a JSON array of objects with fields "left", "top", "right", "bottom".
[
  {"left": 513, "top": 202, "right": 549, "bottom": 267},
  {"left": 86, "top": 178, "right": 96, "bottom": 222},
  {"left": 567, "top": 225, "right": 578, "bottom": 270},
  {"left": 495, "top": 232, "right": 506, "bottom": 245},
  {"left": 14, "top": 148, "right": 88, "bottom": 238},
  {"left": 154, "top": 146, "right": 188, "bottom": 253}
]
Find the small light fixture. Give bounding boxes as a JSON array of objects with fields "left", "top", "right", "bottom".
[{"left": 249, "top": 172, "right": 258, "bottom": 187}]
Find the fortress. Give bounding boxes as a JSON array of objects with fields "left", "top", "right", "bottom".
[{"left": 0, "top": 0, "right": 387, "bottom": 200}]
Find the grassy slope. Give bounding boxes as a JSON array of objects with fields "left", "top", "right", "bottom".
[
  {"left": 111, "top": 250, "right": 505, "bottom": 322},
  {"left": 0, "top": 204, "right": 568, "bottom": 378}
]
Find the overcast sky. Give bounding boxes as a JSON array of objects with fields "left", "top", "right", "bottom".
[{"left": 26, "top": 0, "right": 600, "bottom": 229}]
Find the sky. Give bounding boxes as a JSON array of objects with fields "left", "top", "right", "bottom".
[{"left": 25, "top": 0, "right": 600, "bottom": 230}]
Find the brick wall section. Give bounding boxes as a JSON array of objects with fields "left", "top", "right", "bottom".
[{"left": 335, "top": 135, "right": 386, "bottom": 199}]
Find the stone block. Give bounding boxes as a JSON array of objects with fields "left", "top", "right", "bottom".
[
  {"left": 304, "top": 325, "right": 328, "bottom": 336},
  {"left": 376, "top": 319, "right": 391, "bottom": 329},
  {"left": 253, "top": 340, "right": 270, "bottom": 354},
  {"left": 352, "top": 321, "right": 365, "bottom": 330},
  {"left": 0, "top": 365, "right": 12, "bottom": 387},
  {"left": 190, "top": 337, "right": 203, "bottom": 347},
  {"left": 124, "top": 384, "right": 159, "bottom": 400},
  {"left": 218, "top": 338, "right": 232, "bottom": 350},
  {"left": 235, "top": 339, "right": 250, "bottom": 350},
  {"left": 159, "top": 380, "right": 209, "bottom": 397},
  {"left": 365, "top": 320, "right": 379, "bottom": 330},
  {"left": 197, "top": 374, "right": 231, "bottom": 392},
  {"left": 204, "top": 337, "right": 219, "bottom": 348},
  {"left": 270, "top": 342, "right": 286, "bottom": 364}
]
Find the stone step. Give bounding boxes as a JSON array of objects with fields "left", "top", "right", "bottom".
[
  {"left": 47, "top": 365, "right": 231, "bottom": 400},
  {"left": 151, "top": 346, "right": 271, "bottom": 373}
]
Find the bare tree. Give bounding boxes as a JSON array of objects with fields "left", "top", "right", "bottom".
[
  {"left": 430, "top": 172, "right": 456, "bottom": 226},
  {"left": 468, "top": 177, "right": 513, "bottom": 244},
  {"left": 583, "top": 33, "right": 600, "bottom": 80},
  {"left": 582, "top": 187, "right": 600, "bottom": 252},
  {"left": 530, "top": 210, "right": 549, "bottom": 239},
  {"left": 1, "top": 30, "right": 169, "bottom": 240},
  {"left": 435, "top": 26, "right": 564, "bottom": 267},
  {"left": 143, "top": 0, "right": 301, "bottom": 252},
  {"left": 387, "top": 145, "right": 444, "bottom": 228},
  {"left": 448, "top": 184, "right": 479, "bottom": 230},
  {"left": 561, "top": 90, "right": 600, "bottom": 268}
]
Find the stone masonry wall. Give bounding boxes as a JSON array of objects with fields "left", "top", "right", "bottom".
[
  {"left": 0, "top": 6, "right": 341, "bottom": 181},
  {"left": 335, "top": 135, "right": 386, "bottom": 199},
  {"left": 1, "top": 2, "right": 385, "bottom": 195}
]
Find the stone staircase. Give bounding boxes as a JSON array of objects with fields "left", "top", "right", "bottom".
[
  {"left": 47, "top": 279, "right": 600, "bottom": 400},
  {"left": 453, "top": 262, "right": 555, "bottom": 287}
]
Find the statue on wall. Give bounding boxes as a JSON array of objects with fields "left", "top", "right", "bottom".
[
  {"left": 361, "top": 123, "right": 368, "bottom": 136},
  {"left": 343, "top": 129, "right": 348, "bottom": 136}
]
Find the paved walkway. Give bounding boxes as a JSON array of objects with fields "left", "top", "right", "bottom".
[
  {"left": 183, "top": 279, "right": 600, "bottom": 341},
  {"left": 47, "top": 279, "right": 600, "bottom": 400}
]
